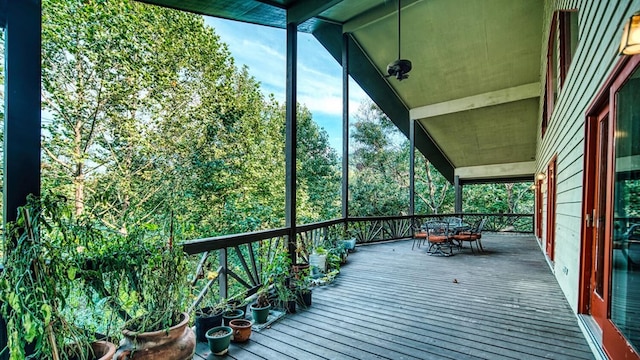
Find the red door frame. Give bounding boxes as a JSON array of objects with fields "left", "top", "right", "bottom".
[
  {"left": 536, "top": 178, "right": 543, "bottom": 239},
  {"left": 545, "top": 156, "right": 557, "bottom": 261},
  {"left": 579, "top": 54, "right": 640, "bottom": 360}
]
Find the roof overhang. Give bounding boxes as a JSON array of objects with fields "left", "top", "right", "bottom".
[{"left": 138, "top": 0, "right": 544, "bottom": 184}]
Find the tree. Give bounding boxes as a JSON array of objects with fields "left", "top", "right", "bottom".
[
  {"left": 349, "top": 99, "right": 454, "bottom": 216},
  {"left": 40, "top": 0, "right": 342, "bottom": 239},
  {"left": 41, "top": 0, "right": 277, "bottom": 237},
  {"left": 296, "top": 104, "right": 341, "bottom": 223},
  {"left": 349, "top": 101, "right": 409, "bottom": 216},
  {"left": 414, "top": 153, "right": 453, "bottom": 214},
  {"left": 463, "top": 182, "right": 533, "bottom": 214}
]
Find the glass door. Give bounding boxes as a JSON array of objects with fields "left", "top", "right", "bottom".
[
  {"left": 609, "top": 63, "right": 640, "bottom": 355},
  {"left": 582, "top": 56, "right": 640, "bottom": 360}
]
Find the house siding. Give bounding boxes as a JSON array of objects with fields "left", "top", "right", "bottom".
[{"left": 537, "top": 0, "right": 640, "bottom": 312}]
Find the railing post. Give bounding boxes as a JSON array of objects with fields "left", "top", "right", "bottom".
[{"left": 218, "top": 248, "right": 228, "bottom": 299}]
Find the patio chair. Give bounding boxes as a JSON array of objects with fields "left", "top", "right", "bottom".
[
  {"left": 452, "top": 218, "right": 486, "bottom": 254},
  {"left": 425, "top": 221, "right": 453, "bottom": 256},
  {"left": 412, "top": 220, "right": 428, "bottom": 250}
]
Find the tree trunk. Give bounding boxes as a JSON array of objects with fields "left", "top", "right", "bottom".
[
  {"left": 505, "top": 183, "right": 515, "bottom": 213},
  {"left": 74, "top": 122, "right": 85, "bottom": 216}
]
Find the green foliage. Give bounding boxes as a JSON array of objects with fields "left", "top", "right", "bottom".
[
  {"left": 256, "top": 241, "right": 293, "bottom": 308},
  {"left": 349, "top": 100, "right": 454, "bottom": 215},
  {"left": 39, "top": 0, "right": 339, "bottom": 242},
  {"left": 0, "top": 194, "right": 92, "bottom": 360},
  {"left": 118, "top": 241, "right": 190, "bottom": 333},
  {"left": 463, "top": 183, "right": 534, "bottom": 214},
  {"left": 296, "top": 105, "right": 342, "bottom": 223}
]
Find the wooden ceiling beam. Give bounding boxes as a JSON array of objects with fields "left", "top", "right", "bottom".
[
  {"left": 455, "top": 161, "right": 536, "bottom": 182},
  {"left": 410, "top": 82, "right": 540, "bottom": 120}
]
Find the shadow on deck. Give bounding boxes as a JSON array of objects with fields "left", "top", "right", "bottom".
[{"left": 196, "top": 233, "right": 594, "bottom": 359}]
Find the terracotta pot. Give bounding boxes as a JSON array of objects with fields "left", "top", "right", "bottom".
[
  {"left": 114, "top": 312, "right": 195, "bottom": 360},
  {"left": 292, "top": 263, "right": 310, "bottom": 274},
  {"left": 67, "top": 340, "right": 116, "bottom": 360},
  {"left": 91, "top": 341, "right": 117, "bottom": 360},
  {"left": 228, "top": 319, "right": 253, "bottom": 343}
]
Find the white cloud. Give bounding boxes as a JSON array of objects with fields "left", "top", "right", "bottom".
[{"left": 205, "top": 16, "right": 373, "bottom": 151}]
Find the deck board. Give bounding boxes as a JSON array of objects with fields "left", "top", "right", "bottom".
[{"left": 196, "top": 234, "right": 595, "bottom": 359}]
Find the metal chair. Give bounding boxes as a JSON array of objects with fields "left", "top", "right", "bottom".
[
  {"left": 452, "top": 218, "right": 486, "bottom": 254},
  {"left": 412, "top": 220, "right": 427, "bottom": 250},
  {"left": 425, "top": 221, "right": 453, "bottom": 256}
]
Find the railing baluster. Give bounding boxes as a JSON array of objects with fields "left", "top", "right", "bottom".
[
  {"left": 226, "top": 268, "right": 253, "bottom": 290},
  {"left": 247, "top": 242, "right": 259, "bottom": 285},
  {"left": 189, "top": 265, "right": 223, "bottom": 313},
  {"left": 234, "top": 245, "right": 258, "bottom": 287},
  {"left": 191, "top": 251, "right": 209, "bottom": 287},
  {"left": 219, "top": 248, "right": 228, "bottom": 300}
]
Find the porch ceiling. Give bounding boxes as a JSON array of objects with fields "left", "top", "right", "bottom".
[{"left": 140, "top": 0, "right": 543, "bottom": 182}]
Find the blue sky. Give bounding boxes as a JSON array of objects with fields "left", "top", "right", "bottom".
[{"left": 204, "top": 17, "right": 368, "bottom": 151}]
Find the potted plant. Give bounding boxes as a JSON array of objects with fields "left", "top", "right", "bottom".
[
  {"left": 291, "top": 265, "right": 313, "bottom": 309},
  {"left": 228, "top": 318, "right": 253, "bottom": 343},
  {"left": 309, "top": 246, "right": 327, "bottom": 273},
  {"left": 0, "top": 195, "right": 117, "bottom": 360},
  {"left": 250, "top": 286, "right": 271, "bottom": 324},
  {"left": 340, "top": 238, "right": 357, "bottom": 252},
  {"left": 194, "top": 299, "right": 226, "bottom": 343},
  {"left": 111, "top": 230, "right": 196, "bottom": 359},
  {"left": 327, "top": 243, "right": 347, "bottom": 269},
  {"left": 205, "top": 326, "right": 233, "bottom": 356},
  {"left": 222, "top": 307, "right": 245, "bottom": 326}
]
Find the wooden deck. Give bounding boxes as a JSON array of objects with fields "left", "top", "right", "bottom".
[{"left": 195, "top": 234, "right": 595, "bottom": 359}]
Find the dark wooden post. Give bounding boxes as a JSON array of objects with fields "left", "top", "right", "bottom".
[
  {"left": 2, "top": 2, "right": 42, "bottom": 358},
  {"left": 454, "top": 175, "right": 462, "bottom": 214},
  {"left": 3, "top": 0, "right": 41, "bottom": 224},
  {"left": 342, "top": 32, "right": 349, "bottom": 234},
  {"left": 218, "top": 248, "right": 228, "bottom": 299},
  {"left": 409, "top": 118, "right": 415, "bottom": 221},
  {"left": 285, "top": 22, "right": 298, "bottom": 264}
]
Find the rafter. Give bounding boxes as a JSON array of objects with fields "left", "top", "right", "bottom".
[{"left": 410, "top": 82, "right": 540, "bottom": 120}]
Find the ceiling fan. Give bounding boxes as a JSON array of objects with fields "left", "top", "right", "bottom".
[{"left": 386, "top": 0, "right": 412, "bottom": 81}]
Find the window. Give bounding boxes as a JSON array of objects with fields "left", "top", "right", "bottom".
[{"left": 542, "top": 10, "right": 579, "bottom": 138}]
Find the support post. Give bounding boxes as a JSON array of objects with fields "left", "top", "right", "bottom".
[
  {"left": 342, "top": 32, "right": 349, "bottom": 231},
  {"left": 2, "top": 3, "right": 41, "bottom": 358},
  {"left": 285, "top": 22, "right": 298, "bottom": 264},
  {"left": 409, "top": 118, "right": 416, "bottom": 219},
  {"left": 454, "top": 175, "right": 463, "bottom": 214},
  {"left": 3, "top": 0, "right": 41, "bottom": 224}
]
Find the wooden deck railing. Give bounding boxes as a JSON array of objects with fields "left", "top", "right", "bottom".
[{"left": 183, "top": 213, "right": 533, "bottom": 307}]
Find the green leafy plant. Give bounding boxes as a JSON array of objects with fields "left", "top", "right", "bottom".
[
  {"left": 255, "top": 241, "right": 293, "bottom": 309},
  {"left": 96, "top": 230, "right": 190, "bottom": 334},
  {"left": 0, "top": 194, "right": 94, "bottom": 360}
]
